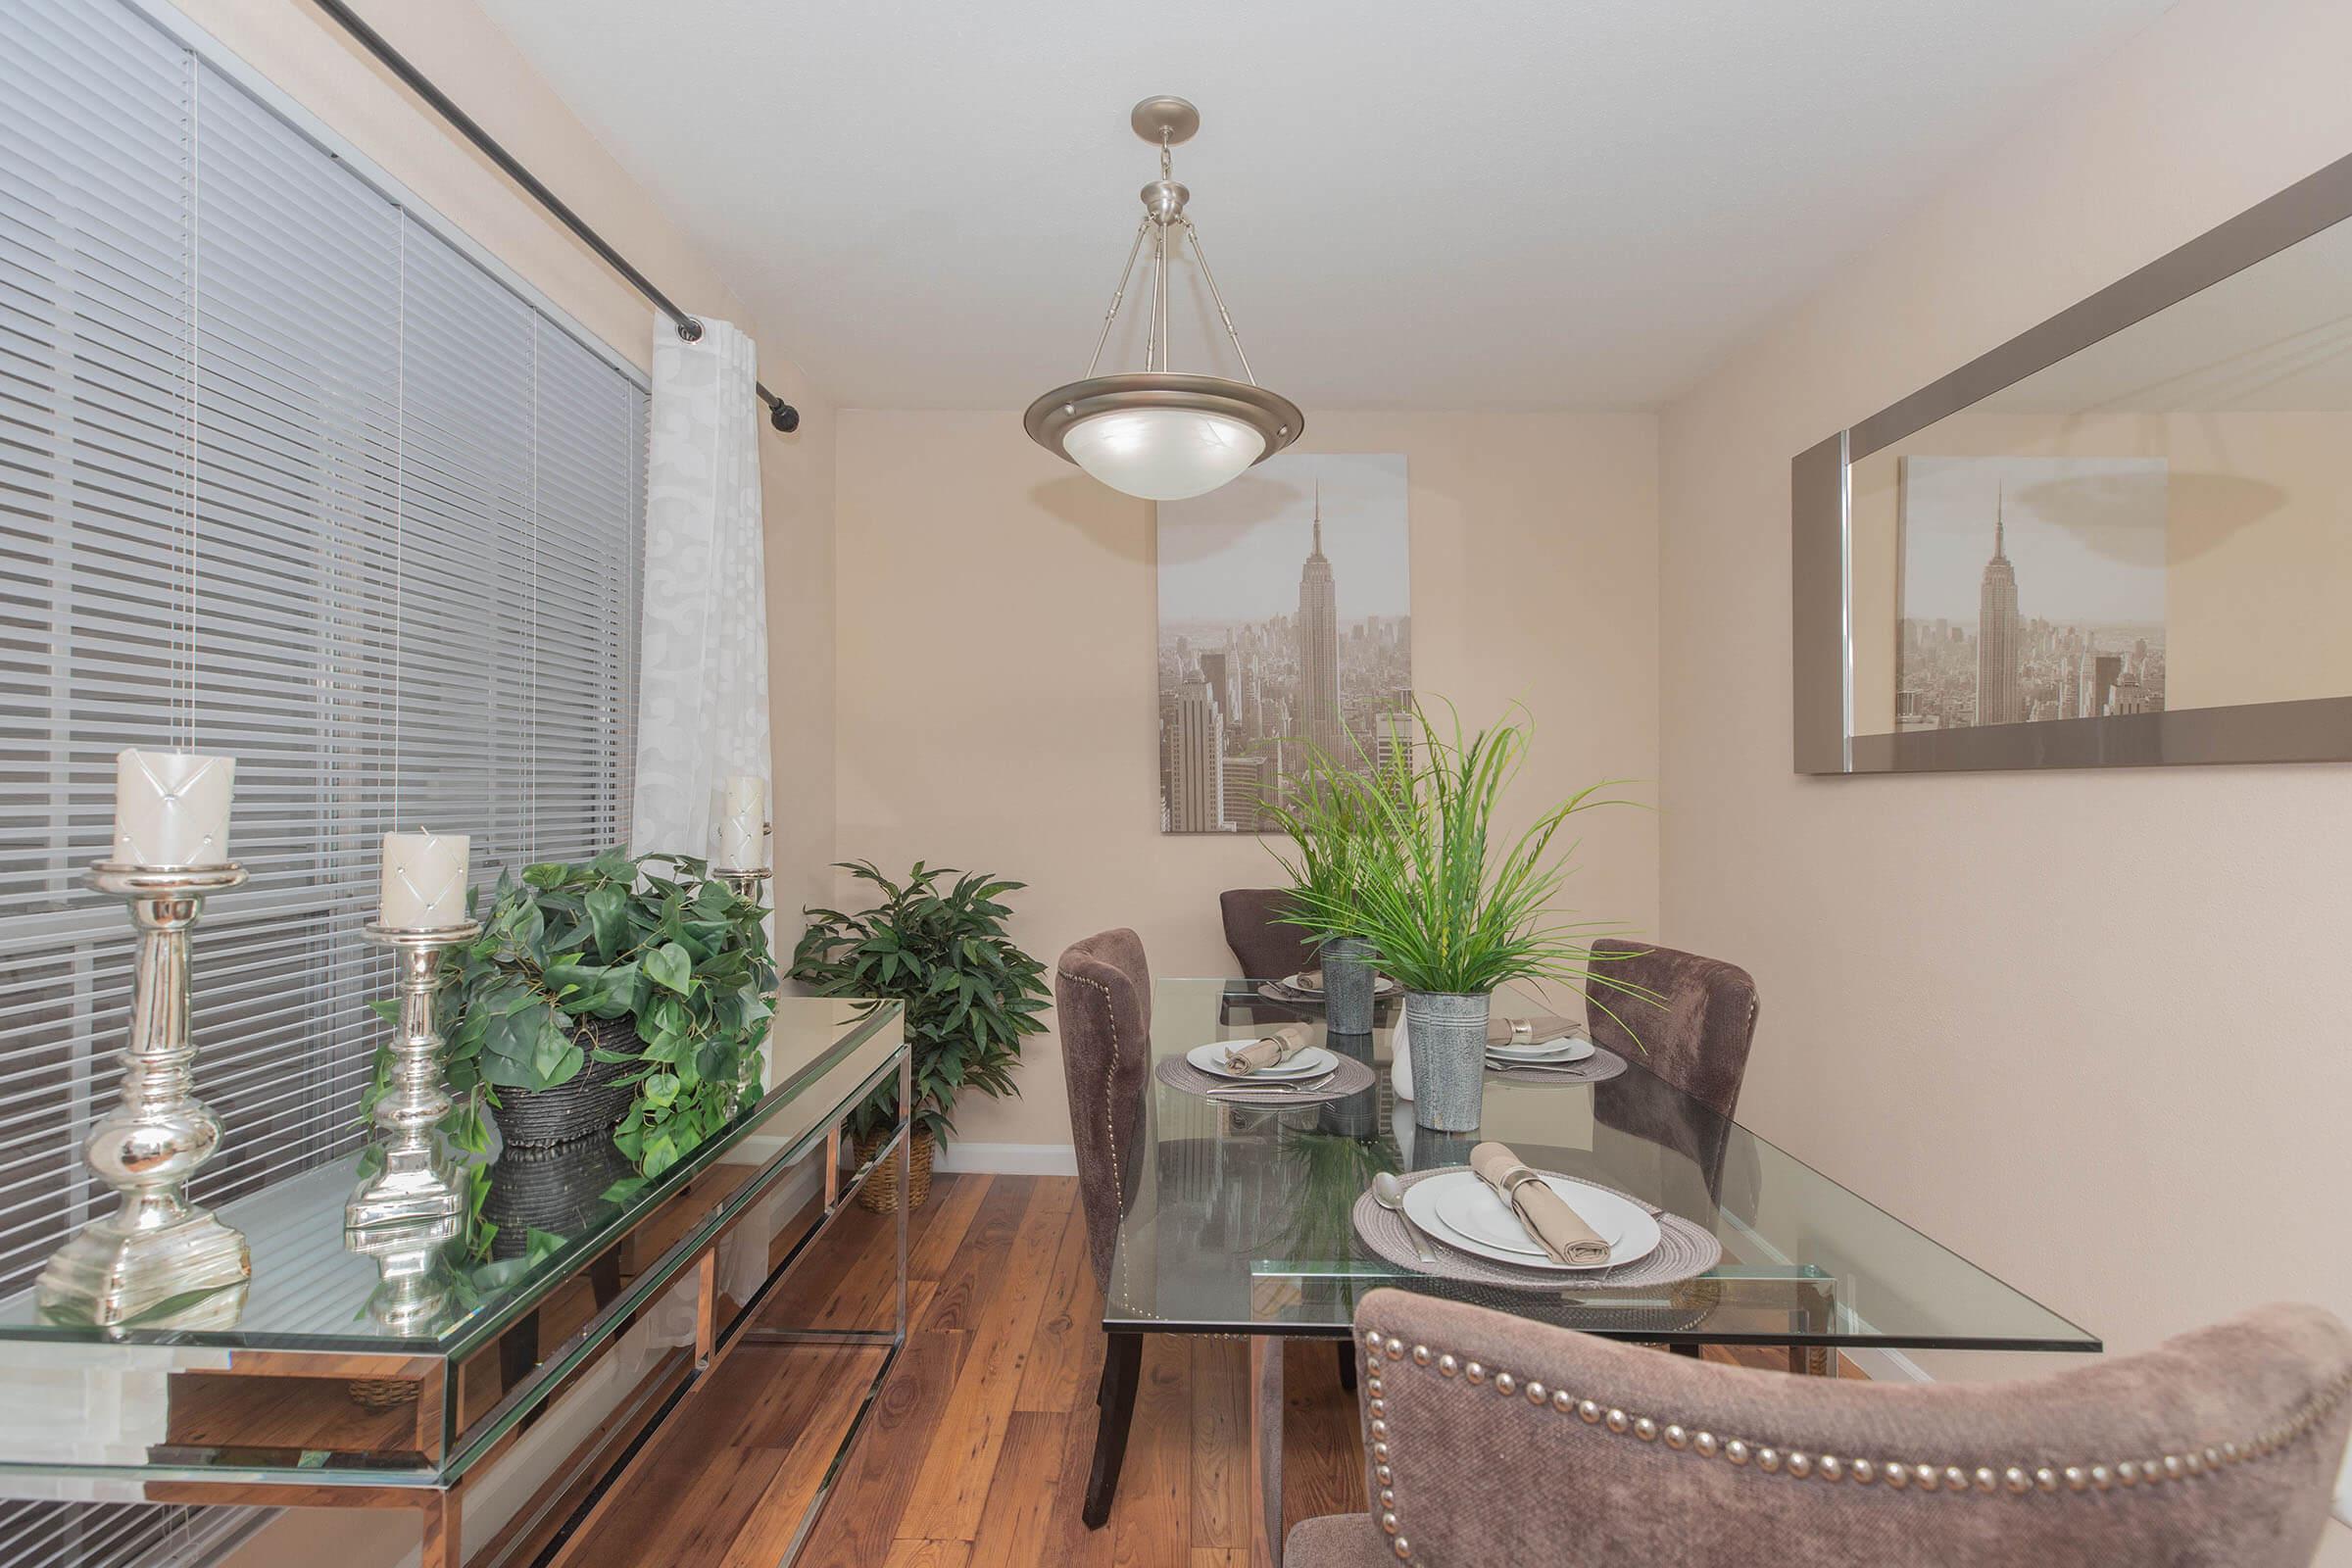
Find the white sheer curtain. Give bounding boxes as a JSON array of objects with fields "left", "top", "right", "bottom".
[
  {"left": 631, "top": 313, "right": 770, "bottom": 863},
  {"left": 633, "top": 314, "right": 778, "bottom": 1314}
]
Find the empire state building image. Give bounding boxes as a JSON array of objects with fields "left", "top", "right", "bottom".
[
  {"left": 1153, "top": 453, "right": 1412, "bottom": 833},
  {"left": 1976, "top": 486, "right": 2023, "bottom": 726},
  {"left": 1295, "top": 493, "right": 1344, "bottom": 760}
]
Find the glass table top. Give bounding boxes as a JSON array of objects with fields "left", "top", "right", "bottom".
[
  {"left": 1105, "top": 980, "right": 2097, "bottom": 1353},
  {"left": 0, "top": 997, "right": 903, "bottom": 1354}
]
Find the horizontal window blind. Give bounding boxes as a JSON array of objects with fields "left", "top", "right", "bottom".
[{"left": 0, "top": 1, "right": 648, "bottom": 1564}]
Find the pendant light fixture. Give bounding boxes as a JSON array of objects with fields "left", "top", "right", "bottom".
[{"left": 1024, "top": 96, "right": 1303, "bottom": 502}]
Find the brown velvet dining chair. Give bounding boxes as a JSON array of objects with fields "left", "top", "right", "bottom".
[
  {"left": 1585, "top": 937, "right": 1760, "bottom": 1120},
  {"left": 1290, "top": 1289, "right": 2352, "bottom": 1567},
  {"left": 1054, "top": 927, "right": 1155, "bottom": 1529},
  {"left": 1220, "top": 887, "right": 1320, "bottom": 981}
]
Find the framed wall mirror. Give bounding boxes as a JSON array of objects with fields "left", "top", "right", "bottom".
[{"left": 1792, "top": 153, "right": 2352, "bottom": 774}]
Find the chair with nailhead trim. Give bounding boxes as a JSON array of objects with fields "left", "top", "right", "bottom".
[
  {"left": 1054, "top": 928, "right": 1154, "bottom": 1529},
  {"left": 1220, "top": 887, "right": 1320, "bottom": 982},
  {"left": 1287, "top": 1288, "right": 2352, "bottom": 1566}
]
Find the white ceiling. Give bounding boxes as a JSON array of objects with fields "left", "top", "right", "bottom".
[{"left": 479, "top": 0, "right": 2179, "bottom": 412}]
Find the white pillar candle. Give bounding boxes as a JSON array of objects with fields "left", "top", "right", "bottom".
[
  {"left": 112, "top": 748, "right": 235, "bottom": 866},
  {"left": 716, "top": 775, "right": 765, "bottom": 869},
  {"left": 381, "top": 830, "right": 470, "bottom": 928}
]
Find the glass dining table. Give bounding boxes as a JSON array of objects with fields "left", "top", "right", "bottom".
[{"left": 1106, "top": 979, "right": 2097, "bottom": 1563}]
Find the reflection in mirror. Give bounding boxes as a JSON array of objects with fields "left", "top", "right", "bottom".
[{"left": 1847, "top": 211, "right": 2352, "bottom": 740}]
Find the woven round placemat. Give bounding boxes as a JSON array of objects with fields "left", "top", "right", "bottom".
[
  {"left": 1350, "top": 1166, "right": 1721, "bottom": 1293},
  {"left": 1483, "top": 1045, "right": 1629, "bottom": 1087},
  {"left": 1154, "top": 1052, "right": 1377, "bottom": 1105}
]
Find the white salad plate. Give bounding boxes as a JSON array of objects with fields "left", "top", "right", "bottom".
[
  {"left": 1403, "top": 1170, "right": 1662, "bottom": 1271},
  {"left": 1185, "top": 1042, "right": 1339, "bottom": 1081},
  {"left": 1486, "top": 1034, "right": 1595, "bottom": 1064},
  {"left": 1276, "top": 971, "right": 1401, "bottom": 998}
]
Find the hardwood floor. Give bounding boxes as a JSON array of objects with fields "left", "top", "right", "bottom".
[
  {"left": 615, "top": 1172, "right": 1842, "bottom": 1567},
  {"left": 747, "top": 1172, "right": 1368, "bottom": 1567}
]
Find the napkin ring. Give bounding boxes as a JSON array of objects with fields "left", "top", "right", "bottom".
[{"left": 1498, "top": 1164, "right": 1544, "bottom": 1199}]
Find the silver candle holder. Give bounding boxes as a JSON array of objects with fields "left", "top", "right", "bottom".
[
  {"left": 348, "top": 1210, "right": 460, "bottom": 1331},
  {"left": 712, "top": 863, "right": 771, "bottom": 1103},
  {"left": 347, "top": 920, "right": 481, "bottom": 1232},
  {"left": 37, "top": 862, "right": 253, "bottom": 1325}
]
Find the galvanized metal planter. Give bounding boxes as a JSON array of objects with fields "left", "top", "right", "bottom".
[
  {"left": 1403, "top": 990, "right": 1489, "bottom": 1132},
  {"left": 1320, "top": 936, "right": 1376, "bottom": 1035}
]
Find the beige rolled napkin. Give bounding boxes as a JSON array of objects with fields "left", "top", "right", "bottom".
[
  {"left": 1224, "top": 1022, "right": 1313, "bottom": 1076},
  {"left": 1485, "top": 1013, "right": 1580, "bottom": 1049},
  {"left": 1469, "top": 1142, "right": 1612, "bottom": 1264},
  {"left": 1289, "top": 970, "right": 1325, "bottom": 993}
]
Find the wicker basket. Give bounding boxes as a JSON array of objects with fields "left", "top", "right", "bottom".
[
  {"left": 346, "top": 1377, "right": 420, "bottom": 1410},
  {"left": 854, "top": 1126, "right": 935, "bottom": 1213},
  {"left": 481, "top": 1134, "right": 635, "bottom": 1258},
  {"left": 489, "top": 1016, "right": 638, "bottom": 1150}
]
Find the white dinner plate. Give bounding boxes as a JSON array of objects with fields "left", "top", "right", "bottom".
[
  {"left": 1276, "top": 972, "right": 1401, "bottom": 998},
  {"left": 1402, "top": 1170, "right": 1661, "bottom": 1272},
  {"left": 1185, "top": 1042, "right": 1338, "bottom": 1082},
  {"left": 1486, "top": 1035, "right": 1595, "bottom": 1064}
]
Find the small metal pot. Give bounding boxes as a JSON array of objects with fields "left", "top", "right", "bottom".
[
  {"left": 1403, "top": 990, "right": 1489, "bottom": 1132},
  {"left": 1320, "top": 936, "right": 1377, "bottom": 1035}
]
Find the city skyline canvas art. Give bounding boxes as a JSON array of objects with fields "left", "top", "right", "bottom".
[
  {"left": 1897, "top": 455, "right": 2168, "bottom": 731},
  {"left": 1155, "top": 454, "right": 1411, "bottom": 834}
]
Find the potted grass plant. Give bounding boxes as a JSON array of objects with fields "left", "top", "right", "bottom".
[
  {"left": 1278, "top": 702, "right": 1654, "bottom": 1131},
  {"left": 789, "top": 860, "right": 1049, "bottom": 1210},
  {"left": 1256, "top": 740, "right": 1394, "bottom": 1035}
]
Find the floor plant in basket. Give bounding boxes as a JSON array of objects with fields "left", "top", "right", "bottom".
[{"left": 789, "top": 860, "right": 1050, "bottom": 1210}]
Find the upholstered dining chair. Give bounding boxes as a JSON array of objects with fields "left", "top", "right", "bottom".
[
  {"left": 1290, "top": 1289, "right": 2352, "bottom": 1567},
  {"left": 1219, "top": 887, "right": 1320, "bottom": 981},
  {"left": 1585, "top": 938, "right": 1760, "bottom": 1120},
  {"left": 1054, "top": 928, "right": 1154, "bottom": 1529}
]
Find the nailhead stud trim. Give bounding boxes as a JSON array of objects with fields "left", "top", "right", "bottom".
[{"left": 1359, "top": 1342, "right": 2352, "bottom": 1566}]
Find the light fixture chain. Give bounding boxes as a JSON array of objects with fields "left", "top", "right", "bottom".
[{"left": 1183, "top": 220, "right": 1257, "bottom": 386}]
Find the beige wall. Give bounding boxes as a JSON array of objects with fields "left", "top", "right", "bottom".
[
  {"left": 834, "top": 411, "right": 1661, "bottom": 1151},
  {"left": 1657, "top": 0, "right": 2352, "bottom": 1496}
]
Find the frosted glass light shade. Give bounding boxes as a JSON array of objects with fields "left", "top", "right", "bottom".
[{"left": 1061, "top": 407, "right": 1266, "bottom": 501}]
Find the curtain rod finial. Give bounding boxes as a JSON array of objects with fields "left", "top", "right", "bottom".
[{"left": 769, "top": 401, "right": 800, "bottom": 434}]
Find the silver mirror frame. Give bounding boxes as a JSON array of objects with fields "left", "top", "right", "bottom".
[{"left": 1793, "top": 150, "right": 2352, "bottom": 775}]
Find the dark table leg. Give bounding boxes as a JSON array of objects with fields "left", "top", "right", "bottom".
[{"left": 1083, "top": 1331, "right": 1146, "bottom": 1529}]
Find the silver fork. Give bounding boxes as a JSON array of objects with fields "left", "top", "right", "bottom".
[{"left": 1206, "top": 1071, "right": 1338, "bottom": 1097}]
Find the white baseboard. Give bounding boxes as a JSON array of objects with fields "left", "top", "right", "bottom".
[{"left": 933, "top": 1141, "right": 1077, "bottom": 1176}]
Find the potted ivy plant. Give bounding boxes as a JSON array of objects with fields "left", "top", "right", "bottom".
[
  {"left": 789, "top": 860, "right": 1049, "bottom": 1210},
  {"left": 392, "top": 850, "right": 776, "bottom": 1180},
  {"left": 1278, "top": 702, "right": 1655, "bottom": 1132}
]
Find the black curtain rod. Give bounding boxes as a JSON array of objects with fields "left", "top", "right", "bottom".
[{"left": 306, "top": 0, "right": 801, "bottom": 434}]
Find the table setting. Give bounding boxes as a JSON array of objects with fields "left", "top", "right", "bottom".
[
  {"left": 1153, "top": 1020, "right": 1379, "bottom": 1106},
  {"left": 1254, "top": 968, "right": 1401, "bottom": 1007},
  {"left": 1481, "top": 1011, "right": 1628, "bottom": 1086},
  {"left": 1349, "top": 1139, "right": 1721, "bottom": 1291}
]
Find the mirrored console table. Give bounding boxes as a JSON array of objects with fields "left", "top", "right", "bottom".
[{"left": 0, "top": 997, "right": 908, "bottom": 1568}]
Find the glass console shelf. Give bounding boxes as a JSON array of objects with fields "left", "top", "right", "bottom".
[{"left": 0, "top": 997, "right": 908, "bottom": 1568}]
